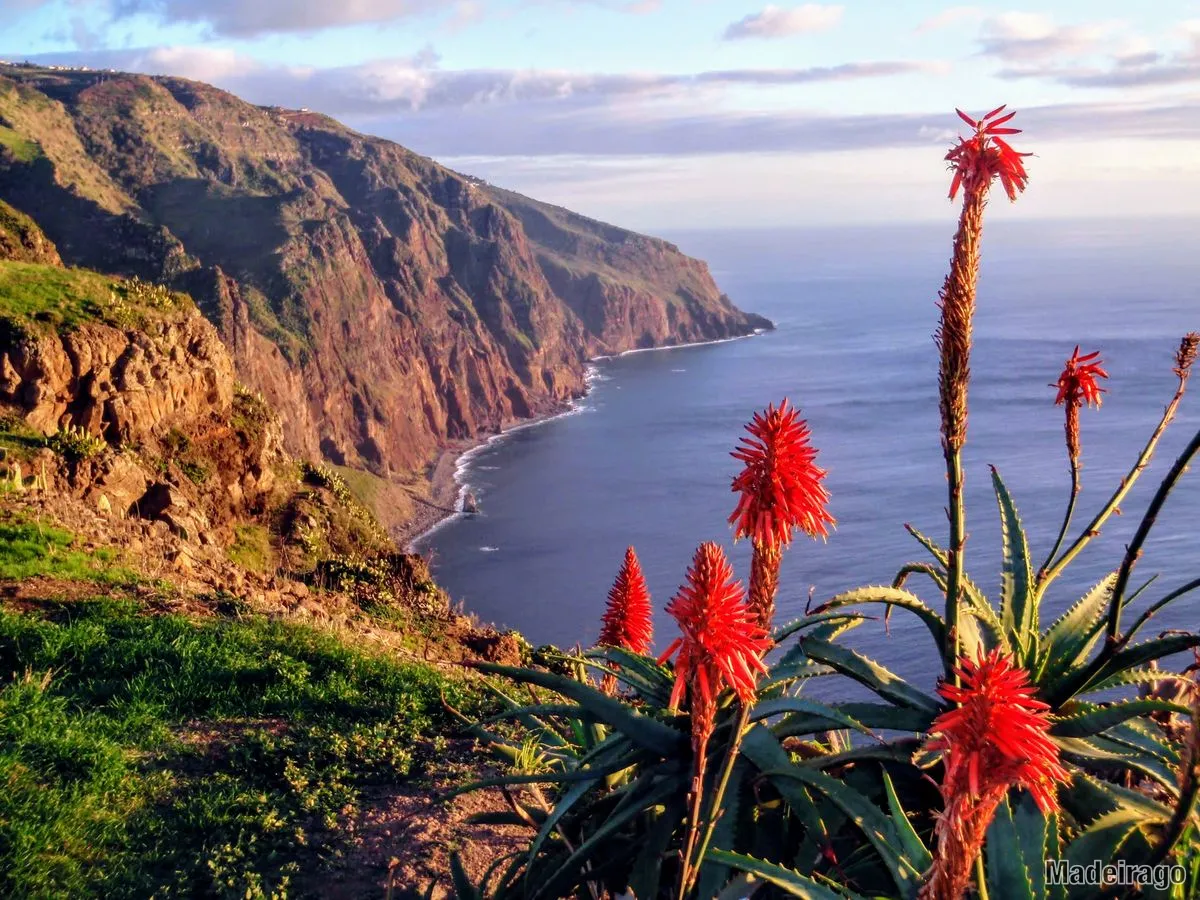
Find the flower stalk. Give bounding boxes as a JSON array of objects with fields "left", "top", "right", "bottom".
[
  {"left": 662, "top": 542, "right": 770, "bottom": 896},
  {"left": 1039, "top": 347, "right": 1108, "bottom": 578},
  {"left": 936, "top": 107, "right": 1029, "bottom": 682}
]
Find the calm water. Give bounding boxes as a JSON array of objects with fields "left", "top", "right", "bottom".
[{"left": 416, "top": 217, "right": 1200, "bottom": 690}]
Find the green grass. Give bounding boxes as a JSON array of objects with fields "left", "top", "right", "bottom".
[
  {"left": 0, "top": 519, "right": 140, "bottom": 585},
  {"left": 0, "top": 262, "right": 191, "bottom": 334},
  {"left": 228, "top": 523, "right": 274, "bottom": 574},
  {"left": 0, "top": 125, "right": 42, "bottom": 164},
  {"left": 0, "top": 599, "right": 482, "bottom": 898},
  {"left": 0, "top": 416, "right": 47, "bottom": 462}
]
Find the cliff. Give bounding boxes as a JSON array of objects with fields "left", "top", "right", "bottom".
[{"left": 0, "top": 64, "right": 769, "bottom": 483}]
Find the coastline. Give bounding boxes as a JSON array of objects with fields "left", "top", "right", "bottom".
[{"left": 399, "top": 328, "right": 767, "bottom": 554}]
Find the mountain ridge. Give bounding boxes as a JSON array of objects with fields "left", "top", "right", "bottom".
[{"left": 0, "top": 62, "right": 769, "bottom": 499}]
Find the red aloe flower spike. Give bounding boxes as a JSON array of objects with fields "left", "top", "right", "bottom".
[
  {"left": 946, "top": 106, "right": 1031, "bottom": 202},
  {"left": 1054, "top": 346, "right": 1108, "bottom": 469},
  {"left": 663, "top": 543, "right": 770, "bottom": 735},
  {"left": 729, "top": 399, "right": 835, "bottom": 547},
  {"left": 596, "top": 547, "right": 654, "bottom": 694},
  {"left": 919, "top": 649, "right": 1070, "bottom": 900},
  {"left": 664, "top": 542, "right": 771, "bottom": 897},
  {"left": 729, "top": 400, "right": 835, "bottom": 629},
  {"left": 1055, "top": 346, "right": 1108, "bottom": 409}
]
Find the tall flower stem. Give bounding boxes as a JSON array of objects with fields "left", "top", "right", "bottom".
[
  {"left": 687, "top": 703, "right": 753, "bottom": 894},
  {"left": 1038, "top": 453, "right": 1079, "bottom": 581},
  {"left": 1107, "top": 426, "right": 1200, "bottom": 641},
  {"left": 937, "top": 188, "right": 986, "bottom": 683},
  {"left": 1037, "top": 335, "right": 1197, "bottom": 601},
  {"left": 678, "top": 738, "right": 711, "bottom": 899}
]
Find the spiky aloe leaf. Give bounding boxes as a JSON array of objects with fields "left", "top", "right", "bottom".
[
  {"left": 1051, "top": 699, "right": 1190, "bottom": 738},
  {"left": 529, "top": 775, "right": 682, "bottom": 900},
  {"left": 449, "top": 851, "right": 483, "bottom": 900},
  {"left": 882, "top": 770, "right": 932, "bottom": 876},
  {"left": 1058, "top": 735, "right": 1181, "bottom": 796},
  {"left": 774, "top": 701, "right": 934, "bottom": 738},
  {"left": 706, "top": 850, "right": 862, "bottom": 898},
  {"left": 740, "top": 725, "right": 925, "bottom": 896},
  {"left": 1037, "top": 572, "right": 1117, "bottom": 685},
  {"left": 697, "top": 758, "right": 748, "bottom": 900},
  {"left": 813, "top": 586, "right": 946, "bottom": 649},
  {"left": 798, "top": 637, "right": 942, "bottom": 715},
  {"left": 715, "top": 873, "right": 765, "bottom": 900},
  {"left": 1083, "top": 666, "right": 1194, "bottom": 695},
  {"left": 1091, "top": 634, "right": 1200, "bottom": 689},
  {"left": 761, "top": 765, "right": 927, "bottom": 897},
  {"left": 905, "top": 523, "right": 950, "bottom": 567},
  {"left": 469, "top": 662, "right": 684, "bottom": 756},
  {"left": 993, "top": 466, "right": 1036, "bottom": 663},
  {"left": 761, "top": 660, "right": 835, "bottom": 691},
  {"left": 1063, "top": 772, "right": 1174, "bottom": 825},
  {"left": 903, "top": 524, "right": 1005, "bottom": 649},
  {"left": 1064, "top": 808, "right": 1155, "bottom": 873},
  {"left": 774, "top": 610, "right": 876, "bottom": 644},
  {"left": 627, "top": 799, "right": 681, "bottom": 900},
  {"left": 985, "top": 796, "right": 1037, "bottom": 900},
  {"left": 751, "top": 696, "right": 882, "bottom": 740}
]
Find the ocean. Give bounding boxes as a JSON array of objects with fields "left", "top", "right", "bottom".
[{"left": 414, "top": 216, "right": 1200, "bottom": 690}]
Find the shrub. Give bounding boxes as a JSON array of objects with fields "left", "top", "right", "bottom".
[{"left": 47, "top": 424, "right": 106, "bottom": 462}]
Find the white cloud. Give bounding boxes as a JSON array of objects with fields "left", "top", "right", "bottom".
[
  {"left": 915, "top": 6, "right": 981, "bottom": 34},
  {"left": 722, "top": 4, "right": 842, "bottom": 41},
  {"left": 978, "top": 12, "right": 1114, "bottom": 62}
]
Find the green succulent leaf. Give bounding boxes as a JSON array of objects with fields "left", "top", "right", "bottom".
[
  {"left": 1051, "top": 699, "right": 1191, "bottom": 738},
  {"left": 468, "top": 662, "right": 684, "bottom": 756},
  {"left": 774, "top": 701, "right": 935, "bottom": 738},
  {"left": 1038, "top": 572, "right": 1117, "bottom": 685},
  {"left": 992, "top": 466, "right": 1036, "bottom": 663},
  {"left": 774, "top": 611, "right": 877, "bottom": 644},
  {"left": 985, "top": 795, "right": 1037, "bottom": 900},
  {"left": 813, "top": 586, "right": 946, "bottom": 650},
  {"left": 798, "top": 637, "right": 942, "bottom": 716},
  {"left": 882, "top": 770, "right": 933, "bottom": 876},
  {"left": 706, "top": 850, "right": 862, "bottom": 898},
  {"left": 751, "top": 695, "right": 882, "bottom": 740},
  {"left": 449, "top": 851, "right": 483, "bottom": 900}
]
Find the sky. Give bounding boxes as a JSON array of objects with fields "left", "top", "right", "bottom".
[{"left": 4, "top": 0, "right": 1200, "bottom": 230}]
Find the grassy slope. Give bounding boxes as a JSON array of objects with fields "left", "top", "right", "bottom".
[
  {"left": 0, "top": 520, "right": 484, "bottom": 899},
  {"left": 0, "top": 259, "right": 192, "bottom": 334}
]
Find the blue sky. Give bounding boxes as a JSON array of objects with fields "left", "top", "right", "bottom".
[{"left": 5, "top": 0, "right": 1200, "bottom": 229}]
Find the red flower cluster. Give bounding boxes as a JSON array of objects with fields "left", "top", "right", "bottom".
[
  {"left": 946, "top": 106, "right": 1030, "bottom": 202},
  {"left": 729, "top": 399, "right": 834, "bottom": 549},
  {"left": 929, "top": 649, "right": 1069, "bottom": 814},
  {"left": 661, "top": 543, "right": 770, "bottom": 741},
  {"left": 1054, "top": 346, "right": 1108, "bottom": 409},
  {"left": 920, "top": 650, "right": 1069, "bottom": 900},
  {"left": 597, "top": 546, "right": 654, "bottom": 655}
]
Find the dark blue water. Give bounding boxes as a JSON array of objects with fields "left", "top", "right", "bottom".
[{"left": 416, "top": 217, "right": 1200, "bottom": 690}]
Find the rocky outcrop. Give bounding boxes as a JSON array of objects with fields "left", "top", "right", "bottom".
[
  {"left": 0, "top": 311, "right": 233, "bottom": 442},
  {"left": 0, "top": 198, "right": 61, "bottom": 265},
  {"left": 0, "top": 66, "right": 770, "bottom": 480},
  {"left": 0, "top": 300, "right": 285, "bottom": 528}
]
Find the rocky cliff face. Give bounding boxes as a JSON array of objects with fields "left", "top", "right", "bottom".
[
  {"left": 1, "top": 312, "right": 233, "bottom": 441},
  {"left": 0, "top": 278, "right": 283, "bottom": 528},
  {"left": 0, "top": 65, "right": 769, "bottom": 478}
]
